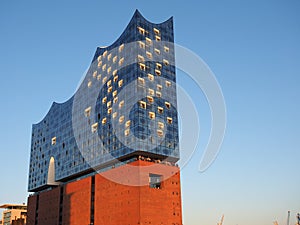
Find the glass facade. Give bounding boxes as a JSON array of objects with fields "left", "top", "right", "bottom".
[{"left": 28, "top": 10, "right": 179, "bottom": 192}]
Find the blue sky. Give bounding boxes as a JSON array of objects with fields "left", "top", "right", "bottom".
[{"left": 0, "top": 1, "right": 299, "bottom": 225}]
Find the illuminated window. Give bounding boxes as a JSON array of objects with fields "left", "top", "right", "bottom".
[
  {"left": 167, "top": 117, "right": 173, "bottom": 124},
  {"left": 148, "top": 88, "right": 154, "bottom": 96},
  {"left": 163, "top": 59, "right": 169, "bottom": 66},
  {"left": 97, "top": 74, "right": 102, "bottom": 80},
  {"left": 113, "top": 75, "right": 118, "bottom": 82},
  {"left": 102, "top": 64, "right": 106, "bottom": 71},
  {"left": 157, "top": 84, "right": 162, "bottom": 91},
  {"left": 102, "top": 118, "right": 107, "bottom": 124},
  {"left": 155, "top": 35, "right": 161, "bottom": 41},
  {"left": 125, "top": 120, "right": 131, "bottom": 128},
  {"left": 93, "top": 71, "right": 97, "bottom": 78},
  {"left": 156, "top": 91, "right": 162, "bottom": 98},
  {"left": 119, "top": 115, "right": 124, "bottom": 123},
  {"left": 119, "top": 44, "right": 124, "bottom": 52},
  {"left": 158, "top": 122, "right": 164, "bottom": 129},
  {"left": 155, "top": 69, "right": 161, "bottom": 76},
  {"left": 165, "top": 80, "right": 171, "bottom": 87},
  {"left": 108, "top": 86, "right": 112, "bottom": 93},
  {"left": 91, "top": 122, "right": 98, "bottom": 133},
  {"left": 154, "top": 48, "right": 160, "bottom": 55},
  {"left": 157, "top": 129, "right": 163, "bottom": 137},
  {"left": 139, "top": 101, "right": 146, "bottom": 109},
  {"left": 84, "top": 107, "right": 91, "bottom": 117},
  {"left": 139, "top": 41, "right": 145, "bottom": 49},
  {"left": 165, "top": 102, "right": 171, "bottom": 109},
  {"left": 107, "top": 66, "right": 111, "bottom": 74},
  {"left": 118, "top": 79, "right": 123, "bottom": 87},
  {"left": 125, "top": 129, "right": 130, "bottom": 136},
  {"left": 107, "top": 101, "right": 111, "bottom": 108},
  {"left": 102, "top": 97, "right": 107, "bottom": 104},
  {"left": 113, "top": 97, "right": 118, "bottom": 103},
  {"left": 107, "top": 108, "right": 112, "bottom": 114},
  {"left": 156, "top": 63, "right": 162, "bottom": 70},
  {"left": 138, "top": 77, "right": 145, "bottom": 85},
  {"left": 88, "top": 81, "right": 92, "bottom": 88},
  {"left": 113, "top": 112, "right": 118, "bottom": 119},
  {"left": 107, "top": 53, "right": 112, "bottom": 61},
  {"left": 51, "top": 137, "right": 56, "bottom": 145},
  {"left": 113, "top": 90, "right": 117, "bottom": 97},
  {"left": 103, "top": 50, "right": 108, "bottom": 57},
  {"left": 139, "top": 63, "right": 146, "bottom": 71},
  {"left": 97, "top": 55, "right": 102, "bottom": 62},
  {"left": 146, "top": 51, "right": 152, "bottom": 59},
  {"left": 157, "top": 106, "right": 163, "bottom": 114},
  {"left": 113, "top": 56, "right": 118, "bottom": 63},
  {"left": 102, "top": 76, "right": 107, "bottom": 84},
  {"left": 153, "top": 28, "right": 160, "bottom": 35},
  {"left": 138, "top": 55, "right": 145, "bottom": 62},
  {"left": 148, "top": 73, "right": 154, "bottom": 81},
  {"left": 119, "top": 57, "right": 124, "bottom": 66},
  {"left": 147, "top": 96, "right": 154, "bottom": 103},
  {"left": 119, "top": 100, "right": 124, "bottom": 109},
  {"left": 98, "top": 60, "right": 102, "bottom": 67},
  {"left": 107, "top": 80, "right": 112, "bottom": 87},
  {"left": 164, "top": 46, "right": 169, "bottom": 53},
  {"left": 138, "top": 27, "right": 145, "bottom": 35},
  {"left": 146, "top": 37, "right": 152, "bottom": 45},
  {"left": 149, "top": 112, "right": 155, "bottom": 119}
]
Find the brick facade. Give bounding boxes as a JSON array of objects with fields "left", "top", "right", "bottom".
[
  {"left": 27, "top": 161, "right": 182, "bottom": 225},
  {"left": 62, "top": 178, "right": 91, "bottom": 225},
  {"left": 37, "top": 187, "right": 60, "bottom": 225}
]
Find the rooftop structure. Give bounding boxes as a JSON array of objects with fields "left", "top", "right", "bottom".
[
  {"left": 0, "top": 204, "right": 27, "bottom": 225},
  {"left": 0, "top": 205, "right": 27, "bottom": 211}
]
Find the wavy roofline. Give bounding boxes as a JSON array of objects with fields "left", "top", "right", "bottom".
[
  {"left": 97, "top": 10, "right": 173, "bottom": 50},
  {"left": 33, "top": 98, "right": 74, "bottom": 126},
  {"left": 33, "top": 9, "right": 172, "bottom": 126}
]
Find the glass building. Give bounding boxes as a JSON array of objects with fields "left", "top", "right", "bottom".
[{"left": 28, "top": 10, "right": 179, "bottom": 192}]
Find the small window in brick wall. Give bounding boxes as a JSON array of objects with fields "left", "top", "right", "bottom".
[{"left": 149, "top": 173, "right": 162, "bottom": 189}]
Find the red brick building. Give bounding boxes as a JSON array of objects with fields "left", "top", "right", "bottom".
[{"left": 27, "top": 160, "right": 182, "bottom": 225}]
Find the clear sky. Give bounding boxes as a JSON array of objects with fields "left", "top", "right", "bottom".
[{"left": 0, "top": 1, "right": 299, "bottom": 225}]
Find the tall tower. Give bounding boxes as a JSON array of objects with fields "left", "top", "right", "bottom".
[{"left": 27, "top": 10, "right": 182, "bottom": 225}]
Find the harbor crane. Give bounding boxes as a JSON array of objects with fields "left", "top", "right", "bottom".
[
  {"left": 274, "top": 211, "right": 300, "bottom": 225},
  {"left": 287, "top": 211, "right": 290, "bottom": 225},
  {"left": 217, "top": 214, "right": 224, "bottom": 225}
]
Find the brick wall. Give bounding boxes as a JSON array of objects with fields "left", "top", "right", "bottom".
[
  {"left": 27, "top": 160, "right": 182, "bottom": 225},
  {"left": 62, "top": 177, "right": 91, "bottom": 225},
  {"left": 37, "top": 187, "right": 60, "bottom": 225},
  {"left": 27, "top": 195, "right": 37, "bottom": 225}
]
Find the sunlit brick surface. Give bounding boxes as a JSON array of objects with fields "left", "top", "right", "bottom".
[
  {"left": 62, "top": 178, "right": 91, "bottom": 225},
  {"left": 28, "top": 161, "right": 182, "bottom": 225}
]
